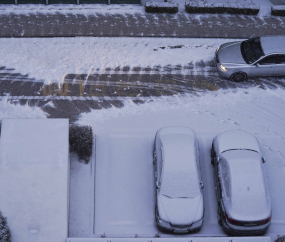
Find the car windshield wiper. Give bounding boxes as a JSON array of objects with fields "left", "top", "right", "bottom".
[
  {"left": 161, "top": 194, "right": 192, "bottom": 199},
  {"left": 222, "top": 148, "right": 259, "bottom": 154}
]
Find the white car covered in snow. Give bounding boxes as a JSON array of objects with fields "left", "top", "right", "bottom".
[
  {"left": 211, "top": 130, "right": 271, "bottom": 235},
  {"left": 153, "top": 127, "right": 204, "bottom": 233}
]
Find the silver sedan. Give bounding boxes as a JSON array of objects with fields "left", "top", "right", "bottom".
[{"left": 215, "top": 36, "right": 285, "bottom": 82}]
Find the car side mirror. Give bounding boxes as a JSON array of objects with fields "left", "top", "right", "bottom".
[
  {"left": 256, "top": 63, "right": 260, "bottom": 67},
  {"left": 262, "top": 157, "right": 266, "bottom": 163},
  {"left": 156, "top": 181, "right": 160, "bottom": 189},
  {"left": 200, "top": 181, "right": 204, "bottom": 189},
  {"left": 216, "top": 157, "right": 220, "bottom": 163}
]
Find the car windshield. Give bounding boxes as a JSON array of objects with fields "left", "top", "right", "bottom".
[
  {"left": 241, "top": 37, "right": 265, "bottom": 64},
  {"left": 160, "top": 172, "right": 200, "bottom": 199}
]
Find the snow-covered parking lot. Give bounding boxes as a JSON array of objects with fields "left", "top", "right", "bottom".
[
  {"left": 67, "top": 88, "right": 285, "bottom": 241},
  {"left": 1, "top": 36, "right": 285, "bottom": 242}
]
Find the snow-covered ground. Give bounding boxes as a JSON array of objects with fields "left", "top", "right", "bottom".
[
  {"left": 0, "top": 37, "right": 231, "bottom": 84},
  {"left": 0, "top": 97, "right": 47, "bottom": 119},
  {"left": 69, "top": 88, "right": 285, "bottom": 241}
]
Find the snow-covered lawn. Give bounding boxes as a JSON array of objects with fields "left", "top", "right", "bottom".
[
  {"left": 0, "top": 38, "right": 235, "bottom": 83},
  {"left": 73, "top": 88, "right": 285, "bottom": 240}
]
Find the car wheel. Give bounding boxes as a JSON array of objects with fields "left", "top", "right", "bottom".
[
  {"left": 217, "top": 204, "right": 222, "bottom": 226},
  {"left": 211, "top": 145, "right": 215, "bottom": 165},
  {"left": 231, "top": 72, "right": 246, "bottom": 82}
]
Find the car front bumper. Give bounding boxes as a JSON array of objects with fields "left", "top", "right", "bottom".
[
  {"left": 155, "top": 207, "right": 203, "bottom": 233},
  {"left": 215, "top": 58, "right": 232, "bottom": 79}
]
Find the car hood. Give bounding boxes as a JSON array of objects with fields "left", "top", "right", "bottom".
[
  {"left": 218, "top": 41, "right": 246, "bottom": 65},
  {"left": 157, "top": 193, "right": 203, "bottom": 225}
]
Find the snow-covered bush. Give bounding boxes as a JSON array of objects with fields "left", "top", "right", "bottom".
[
  {"left": 272, "top": 5, "right": 285, "bottom": 16},
  {"left": 0, "top": 211, "right": 11, "bottom": 242},
  {"left": 145, "top": 2, "right": 179, "bottom": 13},
  {"left": 275, "top": 235, "right": 285, "bottom": 242},
  {"left": 69, "top": 125, "right": 93, "bottom": 164},
  {"left": 185, "top": 0, "right": 260, "bottom": 15}
]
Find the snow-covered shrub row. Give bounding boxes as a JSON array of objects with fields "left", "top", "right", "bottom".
[
  {"left": 69, "top": 125, "right": 93, "bottom": 164},
  {"left": 0, "top": 212, "right": 10, "bottom": 242},
  {"left": 271, "top": 5, "right": 285, "bottom": 16},
  {"left": 145, "top": 2, "right": 178, "bottom": 13},
  {"left": 185, "top": 0, "right": 260, "bottom": 15}
]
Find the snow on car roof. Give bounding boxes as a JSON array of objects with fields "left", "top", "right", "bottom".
[
  {"left": 221, "top": 150, "right": 270, "bottom": 221},
  {"left": 158, "top": 127, "right": 200, "bottom": 198},
  {"left": 260, "top": 36, "right": 285, "bottom": 55},
  {"left": 215, "top": 129, "right": 261, "bottom": 154}
]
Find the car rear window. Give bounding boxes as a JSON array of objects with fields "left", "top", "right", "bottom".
[{"left": 241, "top": 37, "right": 265, "bottom": 64}]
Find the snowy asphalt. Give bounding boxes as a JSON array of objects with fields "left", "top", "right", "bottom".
[
  {"left": 1, "top": 63, "right": 285, "bottom": 122},
  {"left": 1, "top": 9, "right": 285, "bottom": 121},
  {"left": 0, "top": 12, "right": 285, "bottom": 38}
]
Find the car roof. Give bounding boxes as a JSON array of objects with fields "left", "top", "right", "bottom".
[
  {"left": 260, "top": 36, "right": 285, "bottom": 55},
  {"left": 214, "top": 129, "right": 261, "bottom": 154},
  {"left": 157, "top": 127, "right": 200, "bottom": 198},
  {"left": 221, "top": 150, "right": 270, "bottom": 221}
]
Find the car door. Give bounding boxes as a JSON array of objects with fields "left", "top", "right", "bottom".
[
  {"left": 250, "top": 55, "right": 278, "bottom": 76},
  {"left": 214, "top": 156, "right": 222, "bottom": 201},
  {"left": 274, "top": 55, "right": 285, "bottom": 76}
]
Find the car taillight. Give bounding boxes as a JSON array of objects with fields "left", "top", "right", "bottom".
[
  {"left": 258, "top": 216, "right": 271, "bottom": 225},
  {"left": 226, "top": 215, "right": 243, "bottom": 226},
  {"left": 227, "top": 214, "right": 271, "bottom": 226}
]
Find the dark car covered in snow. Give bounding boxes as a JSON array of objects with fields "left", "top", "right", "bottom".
[
  {"left": 211, "top": 130, "right": 271, "bottom": 235},
  {"left": 153, "top": 127, "right": 204, "bottom": 233}
]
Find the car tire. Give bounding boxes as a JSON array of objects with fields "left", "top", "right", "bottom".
[
  {"left": 231, "top": 72, "right": 247, "bottom": 82},
  {"left": 217, "top": 204, "right": 222, "bottom": 226},
  {"left": 211, "top": 145, "right": 215, "bottom": 165}
]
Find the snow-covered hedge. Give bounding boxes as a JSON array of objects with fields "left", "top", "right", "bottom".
[
  {"left": 0, "top": 212, "right": 11, "bottom": 242},
  {"left": 69, "top": 125, "right": 93, "bottom": 164},
  {"left": 185, "top": 0, "right": 260, "bottom": 15},
  {"left": 145, "top": 2, "right": 179, "bottom": 13},
  {"left": 271, "top": 5, "right": 285, "bottom": 16}
]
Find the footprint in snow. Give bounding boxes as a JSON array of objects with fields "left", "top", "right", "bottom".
[
  {"left": 218, "top": 119, "right": 239, "bottom": 126},
  {"left": 278, "top": 151, "right": 284, "bottom": 158},
  {"left": 205, "top": 111, "right": 215, "bottom": 116},
  {"left": 263, "top": 145, "right": 272, "bottom": 151},
  {"left": 192, "top": 110, "right": 201, "bottom": 114}
]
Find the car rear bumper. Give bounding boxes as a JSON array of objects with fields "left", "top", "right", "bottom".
[{"left": 221, "top": 216, "right": 270, "bottom": 236}]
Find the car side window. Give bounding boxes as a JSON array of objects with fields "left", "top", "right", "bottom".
[
  {"left": 277, "top": 55, "right": 285, "bottom": 64},
  {"left": 258, "top": 55, "right": 279, "bottom": 65},
  {"left": 219, "top": 159, "right": 231, "bottom": 199}
]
